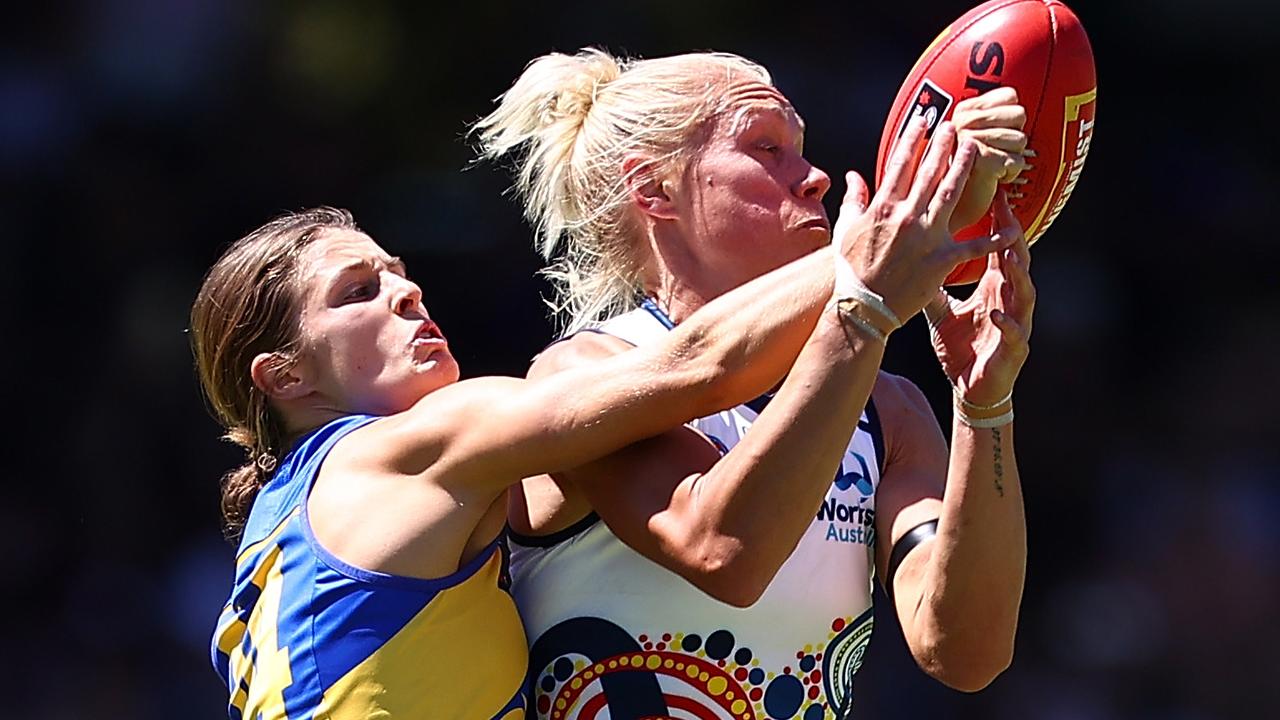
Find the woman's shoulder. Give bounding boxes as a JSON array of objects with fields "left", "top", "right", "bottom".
[{"left": 529, "top": 330, "right": 636, "bottom": 379}]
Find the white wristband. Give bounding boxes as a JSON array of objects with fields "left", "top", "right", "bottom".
[
  {"left": 954, "top": 405, "right": 1014, "bottom": 428},
  {"left": 954, "top": 388, "right": 1014, "bottom": 412},
  {"left": 832, "top": 252, "right": 902, "bottom": 331},
  {"left": 828, "top": 298, "right": 887, "bottom": 344}
]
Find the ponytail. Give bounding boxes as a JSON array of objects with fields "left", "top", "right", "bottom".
[{"left": 474, "top": 49, "right": 773, "bottom": 332}]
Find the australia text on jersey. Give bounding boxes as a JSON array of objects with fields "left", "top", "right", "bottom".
[{"left": 821, "top": 451, "right": 876, "bottom": 547}]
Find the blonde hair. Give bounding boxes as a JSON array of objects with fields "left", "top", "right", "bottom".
[{"left": 472, "top": 48, "right": 772, "bottom": 333}]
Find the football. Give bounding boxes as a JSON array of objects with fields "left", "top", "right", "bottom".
[{"left": 876, "top": 0, "right": 1097, "bottom": 285}]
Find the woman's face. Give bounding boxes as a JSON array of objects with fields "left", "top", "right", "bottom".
[
  {"left": 668, "top": 80, "right": 833, "bottom": 297},
  {"left": 291, "top": 229, "right": 459, "bottom": 416}
]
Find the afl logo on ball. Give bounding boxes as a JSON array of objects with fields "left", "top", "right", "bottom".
[{"left": 896, "top": 79, "right": 953, "bottom": 141}]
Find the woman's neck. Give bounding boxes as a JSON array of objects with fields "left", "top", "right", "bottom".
[{"left": 647, "top": 278, "right": 714, "bottom": 325}]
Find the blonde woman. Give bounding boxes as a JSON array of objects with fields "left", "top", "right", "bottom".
[{"left": 477, "top": 48, "right": 1034, "bottom": 718}]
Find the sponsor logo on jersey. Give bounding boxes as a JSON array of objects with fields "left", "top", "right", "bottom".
[
  {"left": 833, "top": 451, "right": 874, "bottom": 495},
  {"left": 820, "top": 452, "right": 876, "bottom": 547}
]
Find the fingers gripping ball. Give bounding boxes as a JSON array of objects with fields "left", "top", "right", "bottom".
[{"left": 876, "top": 0, "right": 1097, "bottom": 285}]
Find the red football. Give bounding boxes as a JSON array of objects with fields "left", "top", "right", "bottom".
[{"left": 875, "top": 0, "right": 1097, "bottom": 285}]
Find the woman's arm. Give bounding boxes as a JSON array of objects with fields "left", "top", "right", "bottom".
[
  {"left": 426, "top": 120, "right": 1002, "bottom": 494},
  {"left": 874, "top": 194, "right": 1035, "bottom": 691},
  {"left": 506, "top": 124, "right": 1018, "bottom": 605}
]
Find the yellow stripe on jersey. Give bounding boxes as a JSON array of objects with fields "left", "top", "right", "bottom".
[
  {"left": 214, "top": 509, "right": 299, "bottom": 660},
  {"left": 314, "top": 548, "right": 528, "bottom": 718},
  {"left": 226, "top": 543, "right": 293, "bottom": 720},
  {"left": 212, "top": 415, "right": 530, "bottom": 719}
]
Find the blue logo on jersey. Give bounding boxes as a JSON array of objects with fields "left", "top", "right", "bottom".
[
  {"left": 833, "top": 451, "right": 874, "bottom": 496},
  {"left": 819, "top": 452, "right": 875, "bottom": 547}
]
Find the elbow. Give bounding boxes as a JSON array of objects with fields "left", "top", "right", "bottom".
[
  {"left": 935, "top": 655, "right": 1012, "bottom": 693},
  {"left": 695, "top": 572, "right": 767, "bottom": 609},
  {"left": 906, "top": 589, "right": 1022, "bottom": 692},
  {"left": 680, "top": 541, "right": 773, "bottom": 609},
  {"left": 914, "top": 633, "right": 1014, "bottom": 693},
  {"left": 650, "top": 516, "right": 783, "bottom": 608}
]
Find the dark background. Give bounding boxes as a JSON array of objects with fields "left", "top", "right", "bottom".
[{"left": 5, "top": 1, "right": 1277, "bottom": 718}]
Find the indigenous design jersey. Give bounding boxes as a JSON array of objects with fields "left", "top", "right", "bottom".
[
  {"left": 509, "top": 302, "right": 884, "bottom": 720},
  {"left": 211, "top": 414, "right": 527, "bottom": 720}
]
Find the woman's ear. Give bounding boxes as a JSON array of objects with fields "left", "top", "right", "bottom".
[
  {"left": 622, "top": 155, "right": 680, "bottom": 220},
  {"left": 250, "top": 352, "right": 312, "bottom": 401}
]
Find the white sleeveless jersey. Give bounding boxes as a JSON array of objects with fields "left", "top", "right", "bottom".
[{"left": 509, "top": 303, "right": 885, "bottom": 720}]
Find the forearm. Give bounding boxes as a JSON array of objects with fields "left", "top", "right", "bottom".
[
  {"left": 664, "top": 248, "right": 833, "bottom": 413},
  {"left": 911, "top": 419, "right": 1026, "bottom": 688},
  {"left": 662, "top": 307, "right": 885, "bottom": 604},
  {"left": 485, "top": 249, "right": 839, "bottom": 482}
]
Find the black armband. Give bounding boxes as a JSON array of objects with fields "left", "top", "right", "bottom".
[{"left": 886, "top": 519, "right": 938, "bottom": 599}]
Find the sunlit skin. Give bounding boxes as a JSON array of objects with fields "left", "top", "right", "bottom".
[
  {"left": 648, "top": 80, "right": 1026, "bottom": 324},
  {"left": 274, "top": 229, "right": 460, "bottom": 437},
  {"left": 215, "top": 210, "right": 948, "bottom": 718},
  {"left": 206, "top": 65, "right": 1032, "bottom": 717},
  {"left": 515, "top": 74, "right": 1034, "bottom": 693},
  {"left": 259, "top": 221, "right": 907, "bottom": 582},
  {"left": 651, "top": 82, "right": 833, "bottom": 311}
]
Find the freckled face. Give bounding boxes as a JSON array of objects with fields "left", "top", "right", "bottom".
[
  {"left": 293, "top": 229, "right": 459, "bottom": 416},
  {"left": 672, "top": 81, "right": 833, "bottom": 295}
]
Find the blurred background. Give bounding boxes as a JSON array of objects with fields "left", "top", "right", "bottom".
[{"left": 4, "top": 0, "right": 1277, "bottom": 718}]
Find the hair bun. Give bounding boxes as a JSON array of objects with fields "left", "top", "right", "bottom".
[{"left": 542, "top": 48, "right": 621, "bottom": 126}]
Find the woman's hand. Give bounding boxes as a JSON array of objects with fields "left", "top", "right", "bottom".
[
  {"left": 831, "top": 119, "right": 1018, "bottom": 329},
  {"left": 950, "top": 87, "right": 1029, "bottom": 232},
  {"left": 925, "top": 192, "right": 1036, "bottom": 407}
]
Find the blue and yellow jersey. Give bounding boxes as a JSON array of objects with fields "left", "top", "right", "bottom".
[{"left": 210, "top": 414, "right": 527, "bottom": 719}]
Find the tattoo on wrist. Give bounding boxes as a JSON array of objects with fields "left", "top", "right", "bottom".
[{"left": 992, "top": 427, "right": 1005, "bottom": 497}]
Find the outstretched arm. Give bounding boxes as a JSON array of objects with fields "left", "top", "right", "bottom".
[
  {"left": 427, "top": 118, "right": 1001, "bottom": 490},
  {"left": 419, "top": 247, "right": 836, "bottom": 488},
  {"left": 874, "top": 192, "right": 1034, "bottom": 691}
]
